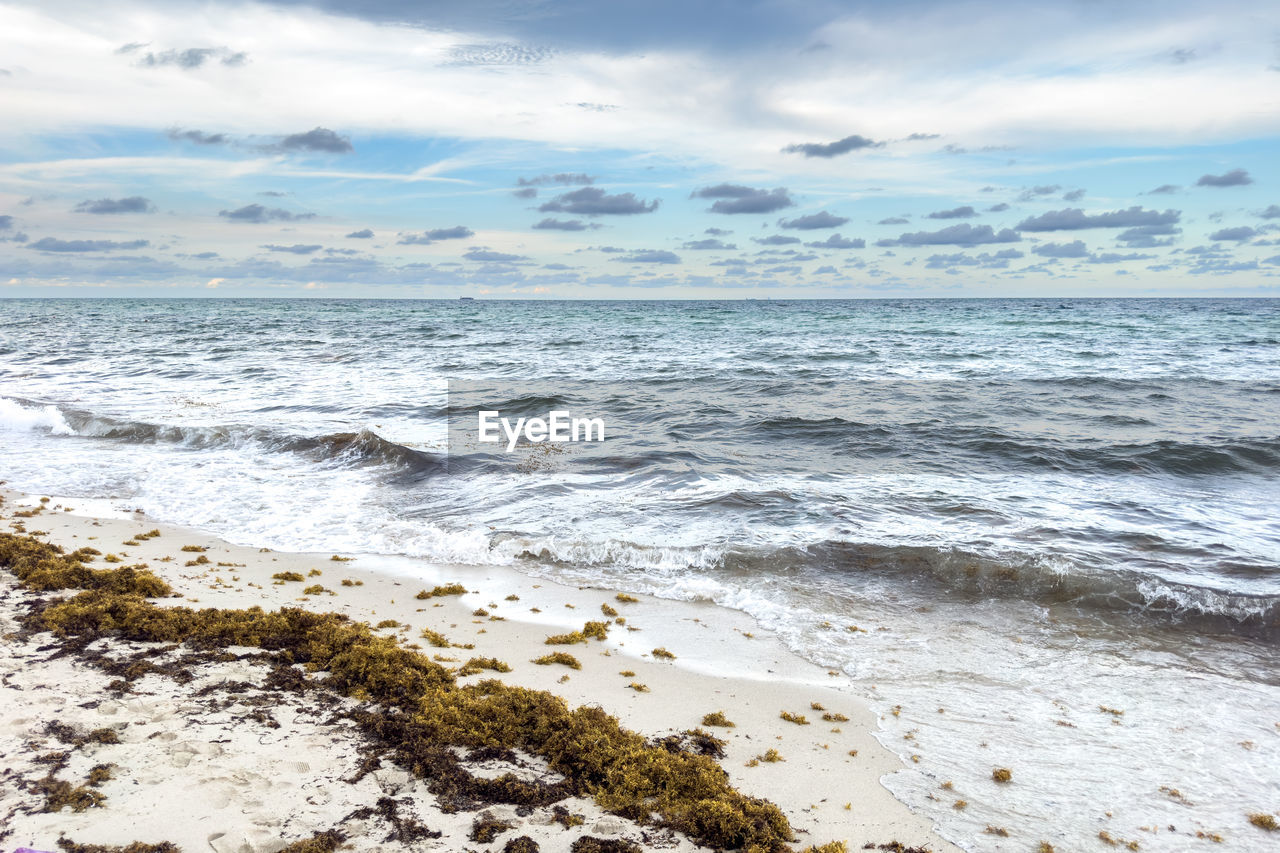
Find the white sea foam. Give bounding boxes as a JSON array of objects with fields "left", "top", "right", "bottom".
[{"left": 0, "top": 397, "right": 75, "bottom": 435}]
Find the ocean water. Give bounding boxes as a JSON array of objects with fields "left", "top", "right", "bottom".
[{"left": 1, "top": 297, "right": 1278, "bottom": 850}]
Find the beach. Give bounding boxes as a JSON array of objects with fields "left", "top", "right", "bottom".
[
  {"left": 1, "top": 298, "right": 1278, "bottom": 852},
  {"left": 0, "top": 487, "right": 958, "bottom": 853}
]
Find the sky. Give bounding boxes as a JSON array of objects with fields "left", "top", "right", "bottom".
[{"left": 1, "top": 0, "right": 1279, "bottom": 298}]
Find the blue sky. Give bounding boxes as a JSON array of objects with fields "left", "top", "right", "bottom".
[{"left": 1, "top": 0, "right": 1279, "bottom": 297}]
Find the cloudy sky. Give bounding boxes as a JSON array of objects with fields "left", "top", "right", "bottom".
[{"left": 2, "top": 0, "right": 1279, "bottom": 298}]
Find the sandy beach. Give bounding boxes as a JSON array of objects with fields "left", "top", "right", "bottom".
[{"left": 0, "top": 487, "right": 960, "bottom": 853}]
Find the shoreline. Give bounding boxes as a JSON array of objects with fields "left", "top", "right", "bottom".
[{"left": 0, "top": 487, "right": 959, "bottom": 853}]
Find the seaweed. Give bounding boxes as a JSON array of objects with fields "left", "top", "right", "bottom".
[
  {"left": 458, "top": 657, "right": 513, "bottom": 676},
  {"left": 701, "top": 711, "right": 735, "bottom": 728},
  {"left": 1248, "top": 812, "right": 1278, "bottom": 831},
  {"left": 614, "top": 594, "right": 639, "bottom": 603},
  {"left": 656, "top": 728, "right": 727, "bottom": 759},
  {"left": 991, "top": 767, "right": 1012, "bottom": 783},
  {"left": 345, "top": 795, "right": 442, "bottom": 842},
  {"left": 600, "top": 603, "right": 618, "bottom": 617},
  {"left": 544, "top": 623, "right": 601, "bottom": 646},
  {"left": 650, "top": 647, "right": 676, "bottom": 660},
  {"left": 470, "top": 813, "right": 515, "bottom": 843},
  {"left": 502, "top": 836, "right": 540, "bottom": 853},
  {"left": 2, "top": 531, "right": 795, "bottom": 853},
  {"left": 276, "top": 830, "right": 345, "bottom": 853},
  {"left": 0, "top": 534, "right": 170, "bottom": 596},
  {"left": 420, "top": 628, "right": 453, "bottom": 648},
  {"left": 749, "top": 749, "right": 784, "bottom": 765},
  {"left": 532, "top": 652, "right": 582, "bottom": 669},
  {"left": 551, "top": 804, "right": 586, "bottom": 829},
  {"left": 416, "top": 583, "right": 468, "bottom": 599},
  {"left": 45, "top": 721, "right": 121, "bottom": 747},
  {"left": 780, "top": 711, "right": 809, "bottom": 725},
  {"left": 86, "top": 764, "right": 114, "bottom": 786},
  {"left": 570, "top": 839, "right": 642, "bottom": 853},
  {"left": 56, "top": 840, "right": 179, "bottom": 853},
  {"left": 272, "top": 571, "right": 305, "bottom": 582},
  {"left": 33, "top": 776, "right": 106, "bottom": 812}
]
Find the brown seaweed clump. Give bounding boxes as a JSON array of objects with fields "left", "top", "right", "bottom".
[
  {"left": 420, "top": 628, "right": 453, "bottom": 648},
  {"left": 545, "top": 621, "right": 610, "bottom": 645},
  {"left": 701, "top": 711, "right": 735, "bottom": 728},
  {"left": 57, "top": 840, "right": 179, "bottom": 853},
  {"left": 416, "top": 583, "right": 468, "bottom": 599},
  {"left": 991, "top": 767, "right": 1012, "bottom": 783},
  {"left": 1, "top": 531, "right": 795, "bottom": 853},
  {"left": 570, "top": 838, "right": 642, "bottom": 853},
  {"left": 33, "top": 776, "right": 107, "bottom": 812},
  {"left": 1248, "top": 812, "right": 1278, "bottom": 831},
  {"left": 470, "top": 813, "right": 516, "bottom": 843},
  {"left": 532, "top": 652, "right": 582, "bottom": 669},
  {"left": 458, "top": 657, "right": 513, "bottom": 676},
  {"left": 0, "top": 534, "right": 170, "bottom": 596},
  {"left": 275, "top": 830, "right": 346, "bottom": 853}
]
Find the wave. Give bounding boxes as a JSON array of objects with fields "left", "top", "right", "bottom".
[
  {"left": 493, "top": 532, "right": 1279, "bottom": 637},
  {"left": 1, "top": 396, "right": 444, "bottom": 478},
  {"left": 0, "top": 397, "right": 75, "bottom": 435}
]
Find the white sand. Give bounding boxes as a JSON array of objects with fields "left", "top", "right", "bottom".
[{"left": 0, "top": 489, "right": 956, "bottom": 852}]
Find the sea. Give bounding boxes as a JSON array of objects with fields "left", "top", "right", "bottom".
[{"left": 1, "top": 297, "right": 1277, "bottom": 851}]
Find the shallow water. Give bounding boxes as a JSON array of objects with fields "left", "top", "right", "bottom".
[{"left": 1, "top": 297, "right": 1277, "bottom": 850}]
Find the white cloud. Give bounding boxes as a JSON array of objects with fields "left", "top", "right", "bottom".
[{"left": 0, "top": 0, "right": 1276, "bottom": 178}]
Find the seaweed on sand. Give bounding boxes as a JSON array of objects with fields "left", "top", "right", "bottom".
[
  {"left": 532, "top": 652, "right": 582, "bottom": 669},
  {"left": 0, "top": 534, "right": 170, "bottom": 596},
  {"left": 416, "top": 583, "right": 468, "bottom": 599},
  {"left": 0, "top": 531, "right": 795, "bottom": 853},
  {"left": 56, "top": 840, "right": 179, "bottom": 853}
]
